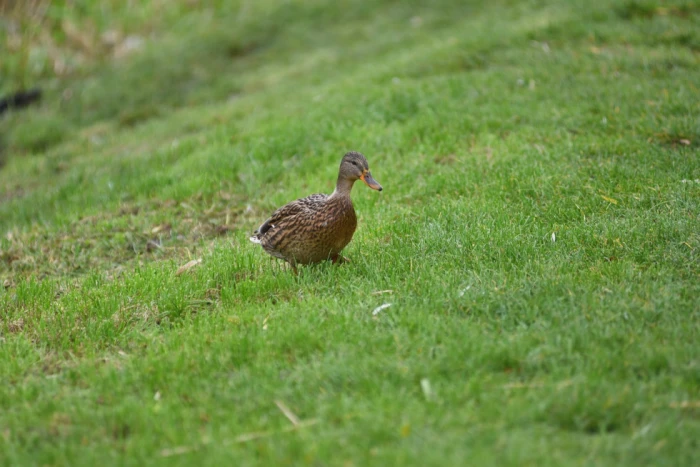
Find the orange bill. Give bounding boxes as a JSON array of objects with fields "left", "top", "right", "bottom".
[{"left": 360, "top": 171, "right": 383, "bottom": 191}]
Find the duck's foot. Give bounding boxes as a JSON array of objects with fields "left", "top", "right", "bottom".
[{"left": 331, "top": 254, "right": 351, "bottom": 265}]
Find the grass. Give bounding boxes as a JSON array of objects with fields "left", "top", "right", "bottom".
[{"left": 1, "top": 0, "right": 699, "bottom": 464}]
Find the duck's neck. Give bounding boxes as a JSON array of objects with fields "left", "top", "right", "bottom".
[{"left": 332, "top": 177, "right": 356, "bottom": 198}]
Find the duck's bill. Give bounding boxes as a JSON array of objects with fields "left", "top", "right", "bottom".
[{"left": 361, "top": 172, "right": 383, "bottom": 191}]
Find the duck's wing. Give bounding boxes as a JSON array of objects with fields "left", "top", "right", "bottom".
[{"left": 250, "top": 193, "right": 328, "bottom": 241}]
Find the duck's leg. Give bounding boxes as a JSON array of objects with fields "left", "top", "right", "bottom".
[
  {"left": 289, "top": 261, "right": 299, "bottom": 276},
  {"left": 331, "top": 254, "right": 351, "bottom": 264}
]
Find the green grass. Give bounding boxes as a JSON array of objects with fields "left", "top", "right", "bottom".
[{"left": 1, "top": 0, "right": 699, "bottom": 464}]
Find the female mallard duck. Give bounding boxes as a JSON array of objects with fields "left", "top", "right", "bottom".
[{"left": 250, "top": 151, "right": 382, "bottom": 272}]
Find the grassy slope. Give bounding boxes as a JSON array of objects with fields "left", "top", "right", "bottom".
[{"left": 1, "top": 0, "right": 699, "bottom": 464}]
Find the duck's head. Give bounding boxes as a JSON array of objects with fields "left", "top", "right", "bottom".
[{"left": 338, "top": 151, "right": 383, "bottom": 191}]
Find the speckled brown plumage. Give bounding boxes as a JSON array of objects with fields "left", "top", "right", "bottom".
[{"left": 250, "top": 151, "right": 382, "bottom": 271}]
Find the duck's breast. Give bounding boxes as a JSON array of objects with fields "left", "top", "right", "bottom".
[{"left": 322, "top": 197, "right": 356, "bottom": 251}]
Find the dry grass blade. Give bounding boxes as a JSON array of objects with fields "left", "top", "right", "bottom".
[
  {"left": 503, "top": 382, "right": 545, "bottom": 389},
  {"left": 502, "top": 380, "right": 574, "bottom": 390},
  {"left": 232, "top": 419, "right": 319, "bottom": 443},
  {"left": 274, "top": 400, "right": 300, "bottom": 426},
  {"left": 159, "top": 419, "right": 319, "bottom": 457},
  {"left": 372, "top": 303, "right": 392, "bottom": 316},
  {"left": 160, "top": 445, "right": 197, "bottom": 457},
  {"left": 371, "top": 289, "right": 394, "bottom": 295},
  {"left": 176, "top": 258, "right": 202, "bottom": 276},
  {"left": 669, "top": 401, "right": 700, "bottom": 409}
]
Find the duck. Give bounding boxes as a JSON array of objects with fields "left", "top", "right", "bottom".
[{"left": 250, "top": 151, "right": 382, "bottom": 272}]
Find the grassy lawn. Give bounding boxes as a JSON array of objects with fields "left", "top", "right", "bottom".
[{"left": 1, "top": 0, "right": 699, "bottom": 464}]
